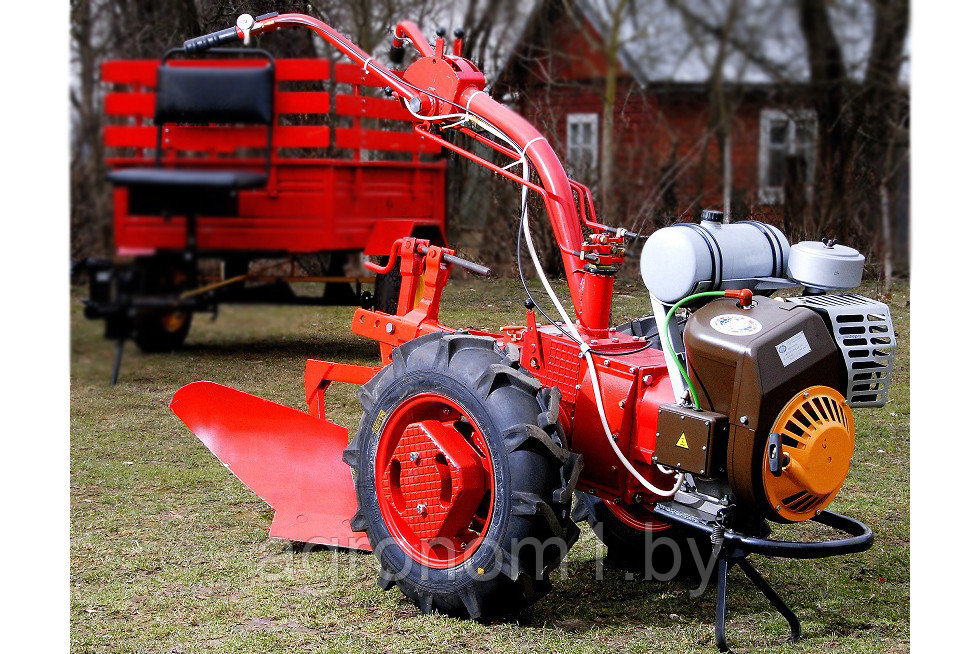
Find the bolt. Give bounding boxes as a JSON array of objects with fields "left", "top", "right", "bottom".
[
  {"left": 776, "top": 505, "right": 782, "bottom": 511},
  {"left": 618, "top": 400, "right": 626, "bottom": 408},
  {"left": 385, "top": 323, "right": 395, "bottom": 334},
  {"left": 702, "top": 445, "right": 707, "bottom": 451},
  {"left": 575, "top": 384, "right": 582, "bottom": 390},
  {"left": 740, "top": 416, "right": 749, "bottom": 425},
  {"left": 643, "top": 374, "right": 653, "bottom": 385},
  {"left": 416, "top": 503, "right": 427, "bottom": 515},
  {"left": 633, "top": 335, "right": 641, "bottom": 341},
  {"left": 629, "top": 367, "right": 636, "bottom": 374},
  {"left": 704, "top": 420, "right": 710, "bottom": 426},
  {"left": 409, "top": 452, "right": 420, "bottom": 463},
  {"left": 590, "top": 339, "right": 598, "bottom": 345},
  {"left": 603, "top": 359, "right": 611, "bottom": 366}
]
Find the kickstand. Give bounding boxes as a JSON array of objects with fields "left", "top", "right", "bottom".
[
  {"left": 110, "top": 338, "right": 126, "bottom": 386},
  {"left": 714, "top": 548, "right": 801, "bottom": 652}
]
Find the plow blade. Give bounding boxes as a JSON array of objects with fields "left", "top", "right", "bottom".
[{"left": 171, "top": 381, "right": 370, "bottom": 551}]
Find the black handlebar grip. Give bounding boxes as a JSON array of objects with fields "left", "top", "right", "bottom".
[
  {"left": 182, "top": 13, "right": 279, "bottom": 53},
  {"left": 183, "top": 26, "right": 239, "bottom": 53}
]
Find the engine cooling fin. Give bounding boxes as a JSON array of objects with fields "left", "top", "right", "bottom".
[{"left": 763, "top": 386, "right": 854, "bottom": 522}]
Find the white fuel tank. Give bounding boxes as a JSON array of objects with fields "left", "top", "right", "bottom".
[{"left": 640, "top": 211, "right": 791, "bottom": 303}]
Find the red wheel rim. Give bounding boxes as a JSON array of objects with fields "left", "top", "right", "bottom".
[
  {"left": 375, "top": 393, "right": 495, "bottom": 568},
  {"left": 605, "top": 501, "right": 672, "bottom": 533}
]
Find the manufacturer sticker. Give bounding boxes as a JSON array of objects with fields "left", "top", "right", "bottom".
[
  {"left": 372, "top": 408, "right": 387, "bottom": 435},
  {"left": 776, "top": 331, "right": 811, "bottom": 367},
  {"left": 709, "top": 314, "right": 763, "bottom": 336}
]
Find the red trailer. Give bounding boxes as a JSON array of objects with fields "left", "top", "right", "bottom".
[{"left": 81, "top": 48, "right": 446, "bottom": 381}]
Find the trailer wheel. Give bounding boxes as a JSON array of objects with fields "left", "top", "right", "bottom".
[
  {"left": 373, "top": 260, "right": 401, "bottom": 314},
  {"left": 133, "top": 310, "right": 193, "bottom": 353},
  {"left": 575, "top": 492, "right": 713, "bottom": 578},
  {"left": 344, "top": 333, "right": 582, "bottom": 618}
]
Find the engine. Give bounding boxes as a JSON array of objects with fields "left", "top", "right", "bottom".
[{"left": 640, "top": 211, "right": 896, "bottom": 527}]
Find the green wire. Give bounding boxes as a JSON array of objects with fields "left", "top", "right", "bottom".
[{"left": 662, "top": 290, "right": 729, "bottom": 410}]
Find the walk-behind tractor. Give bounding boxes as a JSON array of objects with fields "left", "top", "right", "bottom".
[{"left": 170, "top": 13, "right": 896, "bottom": 652}]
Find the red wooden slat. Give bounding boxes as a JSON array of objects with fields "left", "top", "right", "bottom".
[
  {"left": 105, "top": 125, "right": 332, "bottom": 151},
  {"left": 104, "top": 125, "right": 156, "bottom": 148},
  {"left": 103, "top": 58, "right": 332, "bottom": 88},
  {"left": 102, "top": 60, "right": 157, "bottom": 86},
  {"left": 167, "top": 126, "right": 332, "bottom": 150},
  {"left": 334, "top": 128, "right": 440, "bottom": 153},
  {"left": 274, "top": 125, "right": 331, "bottom": 148},
  {"left": 104, "top": 90, "right": 332, "bottom": 118},
  {"left": 334, "top": 94, "right": 412, "bottom": 120},
  {"left": 105, "top": 92, "right": 155, "bottom": 117},
  {"left": 333, "top": 61, "right": 396, "bottom": 87},
  {"left": 276, "top": 91, "right": 331, "bottom": 114},
  {"left": 275, "top": 59, "right": 331, "bottom": 81}
]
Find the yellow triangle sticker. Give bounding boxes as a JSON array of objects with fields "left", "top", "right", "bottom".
[{"left": 676, "top": 433, "right": 689, "bottom": 449}]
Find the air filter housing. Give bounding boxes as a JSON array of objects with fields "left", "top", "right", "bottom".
[{"left": 787, "top": 241, "right": 864, "bottom": 290}]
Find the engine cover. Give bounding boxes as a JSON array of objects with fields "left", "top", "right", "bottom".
[{"left": 683, "top": 296, "right": 845, "bottom": 521}]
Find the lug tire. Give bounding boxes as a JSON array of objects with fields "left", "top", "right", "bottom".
[{"left": 345, "top": 333, "right": 582, "bottom": 618}]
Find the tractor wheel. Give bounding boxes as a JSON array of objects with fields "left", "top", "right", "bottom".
[
  {"left": 344, "top": 333, "right": 582, "bottom": 618},
  {"left": 575, "top": 492, "right": 713, "bottom": 578},
  {"left": 133, "top": 309, "right": 193, "bottom": 353}
]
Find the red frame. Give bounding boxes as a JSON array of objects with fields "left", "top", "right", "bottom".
[{"left": 102, "top": 57, "right": 446, "bottom": 256}]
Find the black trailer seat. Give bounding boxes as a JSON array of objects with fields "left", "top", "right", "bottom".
[{"left": 108, "top": 50, "right": 275, "bottom": 217}]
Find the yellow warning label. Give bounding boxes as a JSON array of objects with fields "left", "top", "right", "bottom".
[
  {"left": 676, "top": 433, "right": 689, "bottom": 449},
  {"left": 372, "top": 409, "right": 387, "bottom": 435}
]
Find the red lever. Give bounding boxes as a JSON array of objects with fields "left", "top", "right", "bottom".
[{"left": 725, "top": 288, "right": 754, "bottom": 308}]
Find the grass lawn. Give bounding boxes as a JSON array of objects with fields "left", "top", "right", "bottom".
[{"left": 70, "top": 277, "right": 909, "bottom": 653}]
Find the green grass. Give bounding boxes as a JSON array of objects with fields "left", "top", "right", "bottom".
[{"left": 70, "top": 278, "right": 909, "bottom": 653}]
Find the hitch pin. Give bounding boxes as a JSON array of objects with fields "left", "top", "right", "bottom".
[{"left": 237, "top": 13, "right": 255, "bottom": 46}]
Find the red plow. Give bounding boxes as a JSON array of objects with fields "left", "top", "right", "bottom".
[{"left": 171, "top": 12, "right": 894, "bottom": 651}]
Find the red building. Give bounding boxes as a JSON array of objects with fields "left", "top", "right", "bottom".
[{"left": 492, "top": 0, "right": 905, "bottom": 242}]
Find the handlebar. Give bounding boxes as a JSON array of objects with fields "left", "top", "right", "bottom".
[
  {"left": 174, "top": 11, "right": 615, "bottom": 326},
  {"left": 420, "top": 247, "right": 491, "bottom": 277},
  {"left": 183, "top": 12, "right": 279, "bottom": 53}
]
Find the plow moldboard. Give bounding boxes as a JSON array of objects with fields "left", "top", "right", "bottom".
[{"left": 171, "top": 381, "right": 370, "bottom": 551}]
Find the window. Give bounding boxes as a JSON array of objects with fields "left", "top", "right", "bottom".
[
  {"left": 758, "top": 109, "right": 817, "bottom": 203},
  {"left": 566, "top": 113, "right": 599, "bottom": 176}
]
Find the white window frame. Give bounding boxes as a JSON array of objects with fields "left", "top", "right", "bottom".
[
  {"left": 758, "top": 108, "right": 817, "bottom": 203},
  {"left": 566, "top": 112, "right": 599, "bottom": 175}
]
